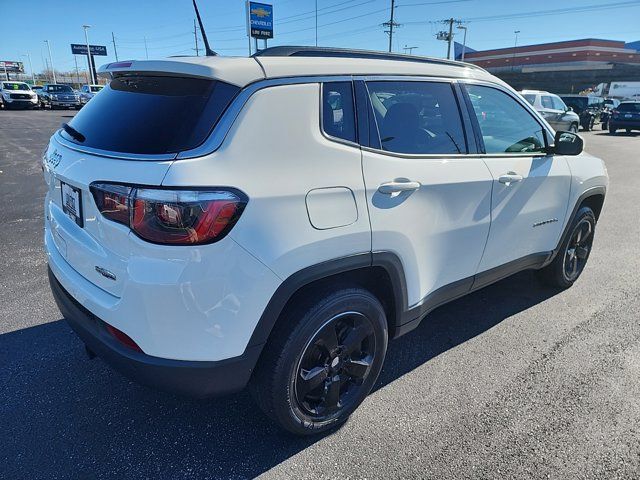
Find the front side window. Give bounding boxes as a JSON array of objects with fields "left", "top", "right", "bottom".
[
  {"left": 322, "top": 82, "right": 356, "bottom": 143},
  {"left": 551, "top": 96, "right": 567, "bottom": 111},
  {"left": 366, "top": 81, "right": 466, "bottom": 155},
  {"left": 541, "top": 96, "right": 554, "bottom": 109},
  {"left": 522, "top": 94, "right": 536, "bottom": 106},
  {"left": 465, "top": 84, "right": 547, "bottom": 154}
]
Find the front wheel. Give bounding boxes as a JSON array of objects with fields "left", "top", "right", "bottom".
[
  {"left": 569, "top": 123, "right": 578, "bottom": 133},
  {"left": 538, "top": 206, "right": 596, "bottom": 289},
  {"left": 250, "top": 288, "right": 388, "bottom": 435}
]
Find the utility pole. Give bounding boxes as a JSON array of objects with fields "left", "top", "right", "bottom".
[
  {"left": 383, "top": 0, "right": 400, "bottom": 53},
  {"left": 446, "top": 18, "right": 454, "bottom": 60},
  {"left": 22, "top": 54, "right": 35, "bottom": 84},
  {"left": 44, "top": 40, "right": 56, "bottom": 84},
  {"left": 144, "top": 36, "right": 149, "bottom": 60},
  {"left": 74, "top": 55, "right": 80, "bottom": 86},
  {"left": 194, "top": 19, "right": 200, "bottom": 56},
  {"left": 512, "top": 30, "right": 520, "bottom": 71},
  {"left": 457, "top": 25, "right": 468, "bottom": 61},
  {"left": 112, "top": 32, "right": 119, "bottom": 62},
  {"left": 315, "top": 0, "right": 318, "bottom": 47}
]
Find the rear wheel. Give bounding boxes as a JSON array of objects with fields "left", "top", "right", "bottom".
[
  {"left": 538, "top": 206, "right": 596, "bottom": 289},
  {"left": 250, "top": 288, "right": 388, "bottom": 435}
]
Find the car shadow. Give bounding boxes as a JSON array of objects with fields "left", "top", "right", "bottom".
[
  {"left": 0, "top": 270, "right": 560, "bottom": 478},
  {"left": 593, "top": 131, "right": 640, "bottom": 137}
]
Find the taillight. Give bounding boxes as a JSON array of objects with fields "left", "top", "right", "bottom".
[{"left": 90, "top": 183, "right": 247, "bottom": 245}]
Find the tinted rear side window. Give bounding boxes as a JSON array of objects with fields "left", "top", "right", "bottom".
[
  {"left": 322, "top": 82, "right": 356, "bottom": 143},
  {"left": 61, "top": 76, "right": 239, "bottom": 155}
]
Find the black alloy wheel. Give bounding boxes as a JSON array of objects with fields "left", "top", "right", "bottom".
[
  {"left": 538, "top": 206, "right": 596, "bottom": 288},
  {"left": 563, "top": 217, "right": 594, "bottom": 283},
  {"left": 294, "top": 311, "right": 376, "bottom": 420},
  {"left": 251, "top": 288, "right": 388, "bottom": 435}
]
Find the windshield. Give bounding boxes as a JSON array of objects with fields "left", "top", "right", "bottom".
[
  {"left": 61, "top": 75, "right": 239, "bottom": 155},
  {"left": 48, "top": 85, "right": 73, "bottom": 93},
  {"left": 90, "top": 85, "right": 104, "bottom": 93},
  {"left": 2, "top": 82, "right": 30, "bottom": 91},
  {"left": 618, "top": 103, "right": 640, "bottom": 112}
]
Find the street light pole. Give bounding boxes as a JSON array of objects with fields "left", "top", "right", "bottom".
[
  {"left": 457, "top": 25, "right": 468, "bottom": 62},
  {"left": 512, "top": 30, "right": 520, "bottom": 72},
  {"left": 83, "top": 25, "right": 94, "bottom": 85},
  {"left": 22, "top": 53, "right": 35, "bottom": 84},
  {"left": 44, "top": 40, "right": 56, "bottom": 84}
]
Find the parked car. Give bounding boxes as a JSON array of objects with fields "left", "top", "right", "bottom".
[
  {"left": 600, "top": 98, "right": 621, "bottom": 130},
  {"left": 78, "top": 84, "right": 104, "bottom": 105},
  {"left": 39, "top": 84, "right": 81, "bottom": 109},
  {"left": 44, "top": 47, "right": 608, "bottom": 435},
  {"left": 0, "top": 81, "right": 38, "bottom": 109},
  {"left": 520, "top": 90, "right": 580, "bottom": 132},
  {"left": 608, "top": 101, "right": 640, "bottom": 134},
  {"left": 559, "top": 95, "right": 605, "bottom": 131}
]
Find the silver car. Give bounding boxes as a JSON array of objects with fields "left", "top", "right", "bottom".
[
  {"left": 78, "top": 84, "right": 104, "bottom": 105},
  {"left": 520, "top": 90, "right": 580, "bottom": 132}
]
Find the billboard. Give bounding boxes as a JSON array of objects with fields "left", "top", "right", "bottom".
[
  {"left": 70, "top": 44, "right": 108, "bottom": 56},
  {"left": 249, "top": 2, "right": 273, "bottom": 39},
  {"left": 0, "top": 61, "right": 25, "bottom": 73}
]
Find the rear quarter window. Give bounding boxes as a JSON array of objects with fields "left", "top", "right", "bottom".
[{"left": 61, "top": 76, "right": 239, "bottom": 155}]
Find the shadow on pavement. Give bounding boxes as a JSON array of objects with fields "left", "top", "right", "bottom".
[{"left": 0, "top": 271, "right": 560, "bottom": 479}]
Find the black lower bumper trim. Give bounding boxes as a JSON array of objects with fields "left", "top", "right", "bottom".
[{"left": 48, "top": 266, "right": 262, "bottom": 398}]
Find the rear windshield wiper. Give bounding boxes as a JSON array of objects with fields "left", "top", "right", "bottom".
[{"left": 62, "top": 123, "right": 86, "bottom": 143}]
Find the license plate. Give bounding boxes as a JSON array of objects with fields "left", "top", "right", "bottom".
[{"left": 61, "top": 181, "right": 83, "bottom": 227}]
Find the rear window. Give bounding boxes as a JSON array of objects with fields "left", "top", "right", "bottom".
[
  {"left": 618, "top": 103, "right": 640, "bottom": 112},
  {"left": 522, "top": 94, "right": 536, "bottom": 106},
  {"left": 61, "top": 76, "right": 239, "bottom": 155}
]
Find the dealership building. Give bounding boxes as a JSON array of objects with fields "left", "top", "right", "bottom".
[{"left": 457, "top": 38, "right": 640, "bottom": 94}]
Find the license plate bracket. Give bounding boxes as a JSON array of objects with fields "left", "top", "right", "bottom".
[{"left": 61, "top": 181, "right": 83, "bottom": 227}]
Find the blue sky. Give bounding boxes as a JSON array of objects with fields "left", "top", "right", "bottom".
[{"left": 2, "top": 0, "right": 640, "bottom": 75}]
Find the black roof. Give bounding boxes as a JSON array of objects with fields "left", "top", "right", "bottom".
[{"left": 253, "top": 46, "right": 484, "bottom": 70}]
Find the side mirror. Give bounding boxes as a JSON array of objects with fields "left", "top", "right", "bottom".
[
  {"left": 566, "top": 106, "right": 573, "bottom": 112},
  {"left": 553, "top": 131, "right": 583, "bottom": 156}
]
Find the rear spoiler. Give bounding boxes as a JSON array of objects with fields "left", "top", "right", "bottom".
[{"left": 97, "top": 58, "right": 265, "bottom": 87}]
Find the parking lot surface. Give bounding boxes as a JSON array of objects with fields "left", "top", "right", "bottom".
[{"left": 1, "top": 109, "right": 639, "bottom": 479}]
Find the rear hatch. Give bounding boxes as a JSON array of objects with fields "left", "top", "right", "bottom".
[{"left": 44, "top": 71, "right": 242, "bottom": 297}]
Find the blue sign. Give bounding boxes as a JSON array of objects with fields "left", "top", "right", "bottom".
[
  {"left": 249, "top": 2, "right": 273, "bottom": 39},
  {"left": 71, "top": 44, "right": 108, "bottom": 56}
]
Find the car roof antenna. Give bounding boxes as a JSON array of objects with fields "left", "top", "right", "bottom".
[{"left": 192, "top": 0, "right": 217, "bottom": 56}]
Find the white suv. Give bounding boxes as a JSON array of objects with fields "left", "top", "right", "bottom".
[{"left": 44, "top": 48, "right": 608, "bottom": 435}]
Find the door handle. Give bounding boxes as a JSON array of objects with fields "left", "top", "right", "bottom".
[
  {"left": 378, "top": 180, "right": 421, "bottom": 194},
  {"left": 498, "top": 172, "right": 523, "bottom": 186}
]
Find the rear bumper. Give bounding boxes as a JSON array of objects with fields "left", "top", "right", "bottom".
[{"left": 49, "top": 266, "right": 262, "bottom": 398}]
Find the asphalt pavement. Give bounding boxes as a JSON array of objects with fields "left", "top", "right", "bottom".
[{"left": 1, "top": 109, "right": 639, "bottom": 479}]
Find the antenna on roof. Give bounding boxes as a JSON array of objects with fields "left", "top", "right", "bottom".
[{"left": 192, "top": 0, "right": 216, "bottom": 56}]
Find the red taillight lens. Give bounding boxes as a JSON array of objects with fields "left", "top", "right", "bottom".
[
  {"left": 90, "top": 183, "right": 132, "bottom": 225},
  {"left": 90, "top": 183, "right": 247, "bottom": 245},
  {"left": 106, "top": 324, "right": 143, "bottom": 352}
]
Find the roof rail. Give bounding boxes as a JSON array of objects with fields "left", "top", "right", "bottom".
[{"left": 253, "top": 46, "right": 484, "bottom": 70}]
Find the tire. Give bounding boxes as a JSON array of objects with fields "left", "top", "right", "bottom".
[
  {"left": 250, "top": 288, "right": 388, "bottom": 436},
  {"left": 609, "top": 125, "right": 617, "bottom": 135},
  {"left": 569, "top": 123, "right": 578, "bottom": 133},
  {"left": 601, "top": 121, "right": 608, "bottom": 130},
  {"left": 538, "top": 206, "right": 596, "bottom": 289}
]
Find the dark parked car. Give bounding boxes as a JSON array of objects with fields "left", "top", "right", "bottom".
[
  {"left": 39, "top": 84, "right": 81, "bottom": 109},
  {"left": 559, "top": 95, "right": 605, "bottom": 131},
  {"left": 608, "top": 101, "right": 640, "bottom": 134}
]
